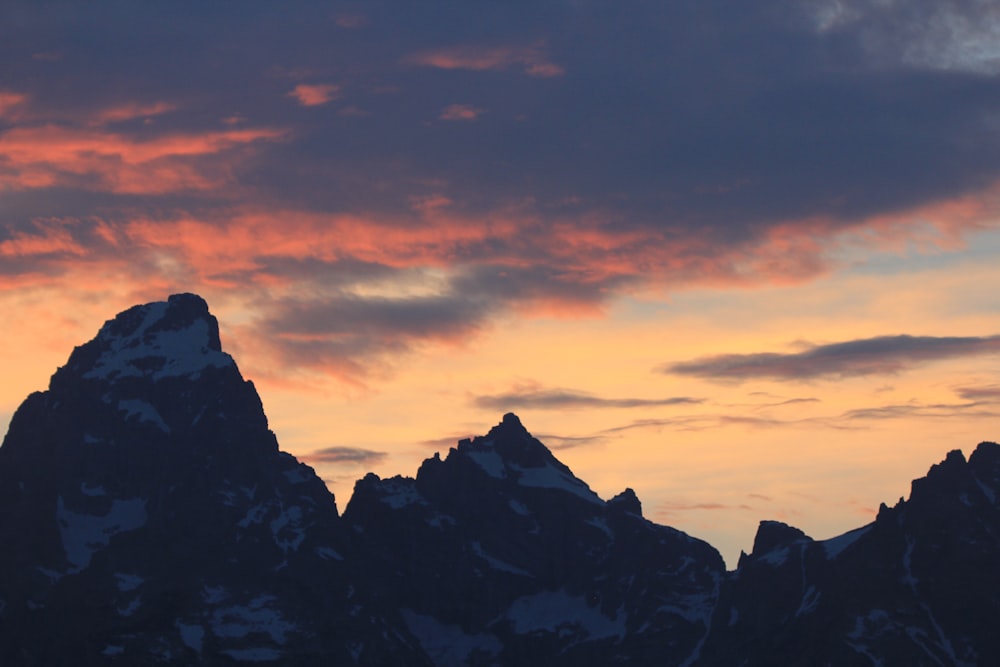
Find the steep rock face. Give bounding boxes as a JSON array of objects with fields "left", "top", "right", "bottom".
[
  {"left": 700, "top": 442, "right": 1000, "bottom": 667},
  {"left": 342, "top": 413, "right": 725, "bottom": 666},
  {"left": 0, "top": 294, "right": 412, "bottom": 666}
]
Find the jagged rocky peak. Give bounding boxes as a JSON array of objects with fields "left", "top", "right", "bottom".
[
  {"left": 474, "top": 411, "right": 553, "bottom": 467},
  {"left": 750, "top": 520, "right": 811, "bottom": 556},
  {"left": 608, "top": 488, "right": 642, "bottom": 517},
  {"left": 469, "top": 412, "right": 572, "bottom": 471},
  {"left": 417, "top": 412, "right": 605, "bottom": 506},
  {"left": 897, "top": 442, "right": 1000, "bottom": 515},
  {"left": 59, "top": 292, "right": 234, "bottom": 383},
  {"left": 970, "top": 441, "right": 1000, "bottom": 495}
]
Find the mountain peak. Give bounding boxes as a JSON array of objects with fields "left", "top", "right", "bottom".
[
  {"left": 608, "top": 488, "right": 643, "bottom": 516},
  {"left": 750, "top": 520, "right": 811, "bottom": 556},
  {"left": 501, "top": 411, "right": 523, "bottom": 427},
  {"left": 478, "top": 413, "right": 561, "bottom": 467},
  {"left": 410, "top": 415, "right": 606, "bottom": 508},
  {"left": 62, "top": 293, "right": 233, "bottom": 382}
]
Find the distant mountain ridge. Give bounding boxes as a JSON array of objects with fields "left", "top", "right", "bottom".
[{"left": 0, "top": 294, "right": 997, "bottom": 666}]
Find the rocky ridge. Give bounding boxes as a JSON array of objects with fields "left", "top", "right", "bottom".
[{"left": 0, "top": 294, "right": 997, "bottom": 666}]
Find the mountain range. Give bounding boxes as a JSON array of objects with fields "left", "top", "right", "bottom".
[{"left": 0, "top": 294, "right": 997, "bottom": 666}]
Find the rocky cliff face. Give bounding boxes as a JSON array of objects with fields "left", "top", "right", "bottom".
[
  {"left": 1, "top": 294, "right": 998, "bottom": 666},
  {"left": 0, "top": 294, "right": 413, "bottom": 665}
]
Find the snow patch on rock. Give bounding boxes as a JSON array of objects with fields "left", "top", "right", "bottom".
[
  {"left": 507, "top": 590, "right": 625, "bottom": 640},
  {"left": 57, "top": 495, "right": 147, "bottom": 571},
  {"left": 117, "top": 399, "right": 170, "bottom": 432},
  {"left": 511, "top": 463, "right": 603, "bottom": 505}
]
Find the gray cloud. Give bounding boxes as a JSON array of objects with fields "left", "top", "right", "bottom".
[
  {"left": 841, "top": 401, "right": 1000, "bottom": 421},
  {"left": 5, "top": 0, "right": 1000, "bottom": 235},
  {"left": 243, "top": 261, "right": 633, "bottom": 376},
  {"left": 662, "top": 335, "right": 1000, "bottom": 381},
  {"left": 4, "top": 1, "right": 1000, "bottom": 380},
  {"left": 473, "top": 386, "right": 702, "bottom": 411},
  {"left": 954, "top": 385, "right": 1000, "bottom": 401},
  {"left": 301, "top": 446, "right": 387, "bottom": 466}
]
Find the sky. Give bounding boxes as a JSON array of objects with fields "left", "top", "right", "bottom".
[{"left": 2, "top": 0, "right": 1000, "bottom": 566}]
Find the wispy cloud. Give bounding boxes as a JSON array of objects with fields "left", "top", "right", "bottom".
[
  {"left": 300, "top": 446, "right": 386, "bottom": 466},
  {"left": 662, "top": 335, "right": 1000, "bottom": 381},
  {"left": 841, "top": 401, "right": 1000, "bottom": 421},
  {"left": 954, "top": 384, "right": 1000, "bottom": 401},
  {"left": 473, "top": 384, "right": 702, "bottom": 411},
  {"left": 651, "top": 500, "right": 755, "bottom": 523},
  {"left": 0, "top": 124, "right": 287, "bottom": 193},
  {"left": 404, "top": 42, "right": 564, "bottom": 77},
  {"left": 91, "top": 101, "right": 176, "bottom": 125},
  {"left": 0, "top": 91, "right": 28, "bottom": 119},
  {"left": 439, "top": 104, "right": 484, "bottom": 121},
  {"left": 288, "top": 83, "right": 340, "bottom": 107}
]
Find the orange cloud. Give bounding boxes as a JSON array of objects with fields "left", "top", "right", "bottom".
[
  {"left": 117, "top": 209, "right": 522, "bottom": 281},
  {"left": 404, "top": 43, "right": 564, "bottom": 77},
  {"left": 91, "top": 101, "right": 176, "bottom": 125},
  {"left": 288, "top": 84, "right": 340, "bottom": 107},
  {"left": 0, "top": 125, "right": 287, "bottom": 194},
  {"left": 439, "top": 104, "right": 484, "bottom": 121},
  {"left": 0, "top": 219, "right": 87, "bottom": 258}
]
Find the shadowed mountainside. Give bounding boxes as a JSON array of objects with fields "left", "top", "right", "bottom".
[{"left": 0, "top": 294, "right": 997, "bottom": 666}]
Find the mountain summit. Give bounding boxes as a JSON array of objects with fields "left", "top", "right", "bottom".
[
  {"left": 0, "top": 294, "right": 404, "bottom": 665},
  {"left": 1, "top": 294, "right": 999, "bottom": 665},
  {"left": 63, "top": 293, "right": 231, "bottom": 383}
]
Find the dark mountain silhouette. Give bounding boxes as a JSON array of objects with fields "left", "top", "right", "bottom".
[{"left": 0, "top": 294, "right": 997, "bottom": 666}]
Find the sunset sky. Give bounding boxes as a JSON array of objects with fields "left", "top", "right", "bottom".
[{"left": 3, "top": 1, "right": 1000, "bottom": 566}]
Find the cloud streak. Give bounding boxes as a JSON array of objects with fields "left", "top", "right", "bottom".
[
  {"left": 662, "top": 335, "right": 1000, "bottom": 381},
  {"left": 404, "top": 43, "right": 564, "bottom": 77},
  {"left": 300, "top": 446, "right": 387, "bottom": 466},
  {"left": 954, "top": 385, "right": 1000, "bottom": 401},
  {"left": 473, "top": 385, "right": 702, "bottom": 411}
]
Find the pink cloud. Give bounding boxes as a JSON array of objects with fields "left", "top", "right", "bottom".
[
  {"left": 0, "top": 219, "right": 87, "bottom": 258},
  {"left": 404, "top": 43, "right": 565, "bottom": 78},
  {"left": 439, "top": 104, "right": 484, "bottom": 121},
  {"left": 410, "top": 194, "right": 453, "bottom": 212},
  {"left": 288, "top": 83, "right": 340, "bottom": 107},
  {"left": 0, "top": 91, "right": 28, "bottom": 120},
  {"left": 0, "top": 125, "right": 287, "bottom": 194},
  {"left": 91, "top": 101, "right": 177, "bottom": 125}
]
